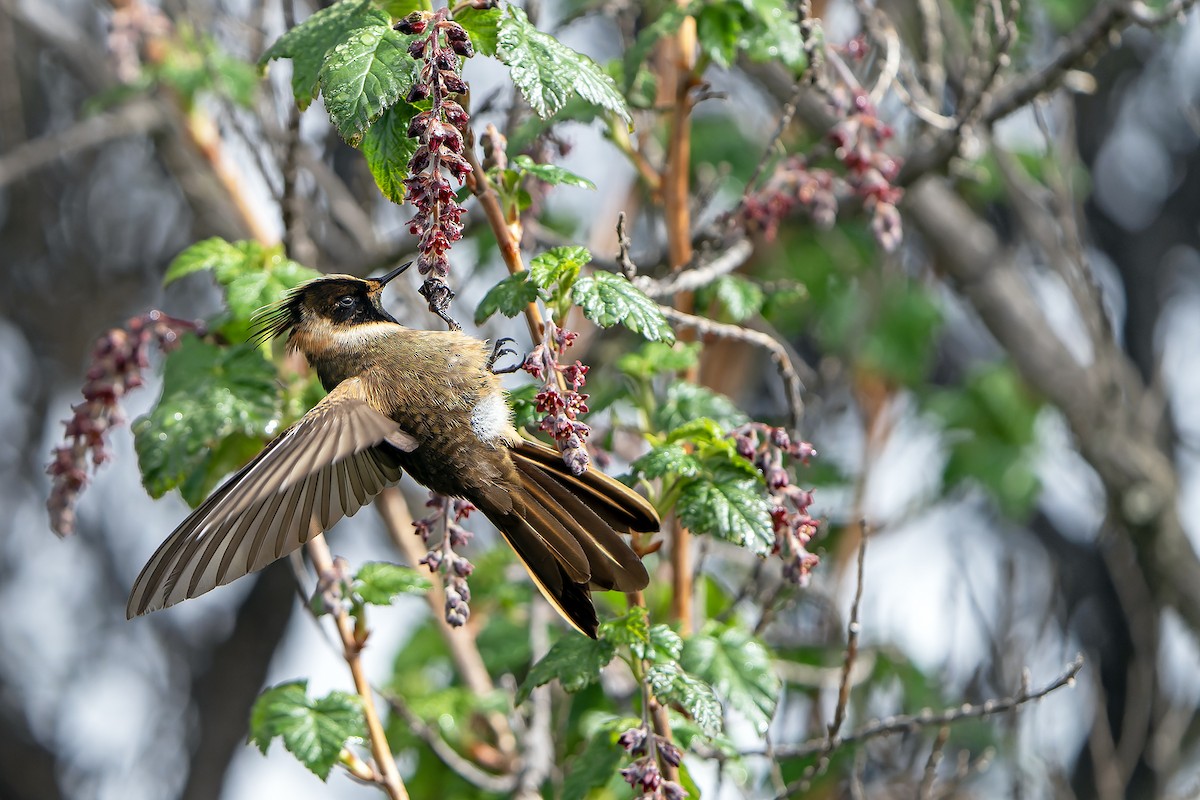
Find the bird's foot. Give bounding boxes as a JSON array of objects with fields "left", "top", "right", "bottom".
[{"left": 488, "top": 337, "right": 522, "bottom": 373}]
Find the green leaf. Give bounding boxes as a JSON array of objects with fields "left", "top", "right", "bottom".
[
  {"left": 664, "top": 417, "right": 727, "bottom": 447},
  {"left": 163, "top": 239, "right": 319, "bottom": 342},
  {"left": 454, "top": 5, "right": 502, "bottom": 57},
  {"left": 353, "top": 561, "right": 431, "bottom": 605},
  {"left": 926, "top": 363, "right": 1042, "bottom": 517},
  {"left": 654, "top": 382, "right": 748, "bottom": 432},
  {"left": 316, "top": 17, "right": 418, "bottom": 145},
  {"left": 573, "top": 271, "right": 674, "bottom": 343},
  {"left": 598, "top": 605, "right": 650, "bottom": 653},
  {"left": 623, "top": 4, "right": 693, "bottom": 90},
  {"left": 360, "top": 101, "right": 420, "bottom": 203},
  {"left": 562, "top": 724, "right": 629, "bottom": 800},
  {"left": 648, "top": 663, "right": 723, "bottom": 736},
  {"left": 616, "top": 341, "right": 701, "bottom": 380},
  {"left": 164, "top": 237, "right": 258, "bottom": 284},
  {"left": 677, "top": 468, "right": 774, "bottom": 556},
  {"left": 475, "top": 273, "right": 539, "bottom": 324},
  {"left": 682, "top": 623, "right": 779, "bottom": 734},
  {"left": 261, "top": 0, "right": 382, "bottom": 109},
  {"left": 696, "top": 1, "right": 747, "bottom": 67},
  {"left": 529, "top": 246, "right": 591, "bottom": 292},
  {"left": 249, "top": 681, "right": 366, "bottom": 781},
  {"left": 507, "top": 383, "right": 540, "bottom": 430},
  {"left": 496, "top": 7, "right": 631, "bottom": 125},
  {"left": 376, "top": 0, "right": 431, "bottom": 17},
  {"left": 518, "top": 635, "right": 617, "bottom": 703},
  {"left": 133, "top": 338, "right": 280, "bottom": 505},
  {"left": 649, "top": 624, "right": 684, "bottom": 662},
  {"left": 632, "top": 443, "right": 703, "bottom": 481},
  {"left": 222, "top": 258, "right": 320, "bottom": 341},
  {"left": 860, "top": 281, "right": 943, "bottom": 386},
  {"left": 512, "top": 154, "right": 596, "bottom": 190},
  {"left": 703, "top": 275, "right": 764, "bottom": 322},
  {"left": 744, "top": 0, "right": 809, "bottom": 72}
]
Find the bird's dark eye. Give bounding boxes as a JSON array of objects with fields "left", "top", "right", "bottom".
[{"left": 337, "top": 296, "right": 356, "bottom": 308}]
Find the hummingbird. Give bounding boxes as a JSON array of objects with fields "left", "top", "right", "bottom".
[{"left": 126, "top": 264, "right": 657, "bottom": 636}]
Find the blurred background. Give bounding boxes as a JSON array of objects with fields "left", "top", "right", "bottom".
[{"left": 3, "top": 0, "right": 1200, "bottom": 798}]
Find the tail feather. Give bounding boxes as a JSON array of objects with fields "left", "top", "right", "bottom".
[{"left": 478, "top": 441, "right": 661, "bottom": 637}]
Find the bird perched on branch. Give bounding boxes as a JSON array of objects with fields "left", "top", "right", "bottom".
[{"left": 127, "top": 264, "right": 657, "bottom": 637}]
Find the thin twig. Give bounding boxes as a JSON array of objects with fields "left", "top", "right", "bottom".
[
  {"left": 759, "top": 654, "right": 1084, "bottom": 763},
  {"left": 306, "top": 533, "right": 410, "bottom": 800},
  {"left": 660, "top": 306, "right": 805, "bottom": 432},
  {"left": 918, "top": 726, "right": 951, "bottom": 799},
  {"left": 382, "top": 692, "right": 519, "bottom": 794},
  {"left": 632, "top": 238, "right": 755, "bottom": 298}
]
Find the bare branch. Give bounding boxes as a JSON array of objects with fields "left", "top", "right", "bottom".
[{"left": 660, "top": 306, "right": 805, "bottom": 431}]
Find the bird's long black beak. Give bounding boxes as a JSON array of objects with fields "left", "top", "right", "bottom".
[{"left": 377, "top": 261, "right": 412, "bottom": 287}]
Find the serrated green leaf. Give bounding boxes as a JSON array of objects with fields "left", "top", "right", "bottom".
[
  {"left": 164, "top": 238, "right": 260, "bottom": 285},
  {"left": 496, "top": 7, "right": 631, "bottom": 125},
  {"left": 665, "top": 417, "right": 727, "bottom": 447},
  {"left": 573, "top": 271, "right": 674, "bottom": 342},
  {"left": 134, "top": 338, "right": 280, "bottom": 504},
  {"left": 454, "top": 5, "right": 502, "bottom": 57},
  {"left": 512, "top": 154, "right": 596, "bottom": 189},
  {"left": 598, "top": 605, "right": 650, "bottom": 653},
  {"left": 249, "top": 681, "right": 366, "bottom": 781},
  {"left": 529, "top": 246, "right": 590, "bottom": 292},
  {"left": 704, "top": 274, "right": 764, "bottom": 322},
  {"left": 360, "top": 101, "right": 419, "bottom": 204},
  {"left": 677, "top": 469, "right": 773, "bottom": 555},
  {"left": 696, "top": 1, "right": 747, "bottom": 67},
  {"left": 616, "top": 341, "right": 701, "bottom": 380},
  {"left": 353, "top": 561, "right": 431, "bottom": 605},
  {"left": 518, "top": 635, "right": 617, "bottom": 703},
  {"left": 261, "top": 0, "right": 382, "bottom": 109},
  {"left": 648, "top": 663, "right": 723, "bottom": 736},
  {"left": 317, "top": 19, "right": 417, "bottom": 145},
  {"left": 654, "top": 382, "right": 748, "bottom": 432},
  {"left": 682, "top": 623, "right": 779, "bottom": 734},
  {"left": 222, "top": 256, "right": 321, "bottom": 343},
  {"left": 632, "top": 443, "right": 704, "bottom": 481},
  {"left": 475, "top": 273, "right": 539, "bottom": 324},
  {"left": 649, "top": 624, "right": 684, "bottom": 662},
  {"left": 744, "top": 0, "right": 808, "bottom": 72}
]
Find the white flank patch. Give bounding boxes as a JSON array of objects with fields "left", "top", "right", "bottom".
[
  {"left": 329, "top": 321, "right": 402, "bottom": 346},
  {"left": 471, "top": 392, "right": 513, "bottom": 443}
]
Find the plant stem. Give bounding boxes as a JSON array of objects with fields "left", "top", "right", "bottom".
[{"left": 307, "top": 532, "right": 410, "bottom": 800}]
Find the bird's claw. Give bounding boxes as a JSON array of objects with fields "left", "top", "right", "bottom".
[{"left": 488, "top": 337, "right": 522, "bottom": 373}]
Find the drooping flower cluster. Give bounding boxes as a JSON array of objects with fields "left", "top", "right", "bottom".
[
  {"left": 46, "top": 311, "right": 202, "bottom": 536},
  {"left": 396, "top": 9, "right": 474, "bottom": 322},
  {"left": 414, "top": 491, "right": 477, "bottom": 627},
  {"left": 522, "top": 321, "right": 591, "bottom": 475},
  {"left": 732, "top": 423, "right": 821, "bottom": 585},
  {"left": 743, "top": 92, "right": 903, "bottom": 252},
  {"left": 617, "top": 725, "right": 686, "bottom": 800}
]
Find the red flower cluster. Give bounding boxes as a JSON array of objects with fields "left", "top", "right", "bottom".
[
  {"left": 732, "top": 423, "right": 821, "bottom": 585},
  {"left": 46, "top": 311, "right": 201, "bottom": 536},
  {"left": 617, "top": 725, "right": 686, "bottom": 799},
  {"left": 396, "top": 9, "right": 475, "bottom": 318},
  {"left": 522, "top": 321, "right": 591, "bottom": 475},
  {"left": 743, "top": 91, "right": 903, "bottom": 252},
  {"left": 414, "top": 491, "right": 477, "bottom": 627}
]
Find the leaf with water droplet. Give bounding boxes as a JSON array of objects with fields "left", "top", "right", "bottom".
[{"left": 496, "top": 7, "right": 631, "bottom": 126}]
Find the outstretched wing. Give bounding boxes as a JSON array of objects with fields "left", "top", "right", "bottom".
[{"left": 127, "top": 377, "right": 418, "bottom": 618}]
